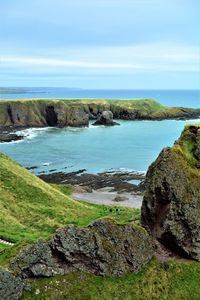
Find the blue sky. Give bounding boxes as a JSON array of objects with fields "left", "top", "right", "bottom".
[{"left": 0, "top": 0, "right": 199, "bottom": 89}]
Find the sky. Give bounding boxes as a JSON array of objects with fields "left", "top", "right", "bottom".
[{"left": 0, "top": 0, "right": 200, "bottom": 89}]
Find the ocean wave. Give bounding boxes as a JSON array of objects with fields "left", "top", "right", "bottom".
[
  {"left": 0, "top": 139, "right": 24, "bottom": 145},
  {"left": 105, "top": 167, "right": 146, "bottom": 174},
  {"left": 15, "top": 127, "right": 50, "bottom": 140}
]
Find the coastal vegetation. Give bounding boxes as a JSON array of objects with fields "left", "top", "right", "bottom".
[{"left": 22, "top": 259, "right": 200, "bottom": 300}]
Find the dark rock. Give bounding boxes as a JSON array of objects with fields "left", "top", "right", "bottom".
[
  {"left": 92, "top": 111, "right": 120, "bottom": 126},
  {"left": 0, "top": 133, "right": 23, "bottom": 143},
  {"left": 141, "top": 125, "right": 200, "bottom": 260},
  {"left": 0, "top": 267, "right": 24, "bottom": 300},
  {"left": 39, "top": 170, "right": 145, "bottom": 193},
  {"left": 26, "top": 166, "right": 38, "bottom": 170},
  {"left": 10, "top": 240, "right": 65, "bottom": 278},
  {"left": 11, "top": 219, "right": 153, "bottom": 278}
]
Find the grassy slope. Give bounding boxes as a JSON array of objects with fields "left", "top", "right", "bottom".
[
  {"left": 22, "top": 259, "right": 200, "bottom": 300},
  {"left": 0, "top": 153, "right": 139, "bottom": 264},
  {"left": 0, "top": 98, "right": 166, "bottom": 114}
]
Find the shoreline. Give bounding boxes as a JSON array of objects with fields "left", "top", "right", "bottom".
[{"left": 72, "top": 187, "right": 143, "bottom": 208}]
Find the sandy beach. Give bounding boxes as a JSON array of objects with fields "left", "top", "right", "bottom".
[{"left": 72, "top": 187, "right": 143, "bottom": 208}]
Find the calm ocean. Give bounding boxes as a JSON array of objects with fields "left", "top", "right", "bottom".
[
  {"left": 1, "top": 88, "right": 200, "bottom": 108},
  {"left": 0, "top": 88, "right": 200, "bottom": 174}
]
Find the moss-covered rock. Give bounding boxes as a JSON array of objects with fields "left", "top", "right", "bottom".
[
  {"left": 141, "top": 125, "right": 200, "bottom": 260},
  {"left": 11, "top": 219, "right": 153, "bottom": 278}
]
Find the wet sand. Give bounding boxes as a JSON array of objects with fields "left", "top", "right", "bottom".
[{"left": 72, "top": 187, "right": 143, "bottom": 208}]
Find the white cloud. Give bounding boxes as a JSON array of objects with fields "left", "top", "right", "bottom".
[{"left": 1, "top": 43, "right": 199, "bottom": 73}]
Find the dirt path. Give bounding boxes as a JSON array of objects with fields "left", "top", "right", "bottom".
[{"left": 72, "top": 187, "right": 143, "bottom": 208}]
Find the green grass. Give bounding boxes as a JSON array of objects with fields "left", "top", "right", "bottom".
[
  {"left": 0, "top": 152, "right": 139, "bottom": 264},
  {"left": 22, "top": 258, "right": 200, "bottom": 300},
  {"left": 176, "top": 124, "right": 200, "bottom": 167}
]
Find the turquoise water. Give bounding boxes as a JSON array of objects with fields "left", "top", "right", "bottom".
[
  {"left": 1, "top": 88, "right": 200, "bottom": 174},
  {"left": 1, "top": 88, "right": 200, "bottom": 108},
  {"left": 1, "top": 119, "right": 200, "bottom": 174}
]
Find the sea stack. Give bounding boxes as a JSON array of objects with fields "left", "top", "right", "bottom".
[{"left": 92, "top": 110, "right": 120, "bottom": 126}]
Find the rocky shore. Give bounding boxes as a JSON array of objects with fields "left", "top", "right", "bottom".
[
  {"left": 39, "top": 169, "right": 145, "bottom": 193},
  {"left": 0, "top": 127, "right": 24, "bottom": 143}
]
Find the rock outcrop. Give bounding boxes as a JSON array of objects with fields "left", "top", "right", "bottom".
[
  {"left": 92, "top": 110, "right": 120, "bottom": 126},
  {"left": 141, "top": 125, "right": 200, "bottom": 260},
  {"left": 0, "top": 133, "right": 23, "bottom": 143},
  {"left": 11, "top": 219, "right": 153, "bottom": 278},
  {"left": 0, "top": 267, "right": 24, "bottom": 300}
]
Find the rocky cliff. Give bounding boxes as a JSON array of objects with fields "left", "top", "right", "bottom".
[
  {"left": 141, "top": 125, "right": 200, "bottom": 260},
  {"left": 0, "top": 99, "right": 199, "bottom": 129}
]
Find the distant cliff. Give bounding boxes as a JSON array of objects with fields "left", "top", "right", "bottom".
[{"left": 0, "top": 99, "right": 199, "bottom": 128}]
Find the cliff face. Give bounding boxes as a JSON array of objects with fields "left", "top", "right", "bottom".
[
  {"left": 141, "top": 125, "right": 200, "bottom": 260},
  {"left": 0, "top": 101, "right": 90, "bottom": 128},
  {"left": 0, "top": 99, "right": 199, "bottom": 129}
]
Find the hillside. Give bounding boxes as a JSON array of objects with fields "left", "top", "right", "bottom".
[{"left": 0, "top": 153, "right": 138, "bottom": 264}]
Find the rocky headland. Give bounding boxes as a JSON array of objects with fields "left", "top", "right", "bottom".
[
  {"left": 141, "top": 124, "right": 200, "bottom": 260},
  {"left": 0, "top": 99, "right": 200, "bottom": 131}
]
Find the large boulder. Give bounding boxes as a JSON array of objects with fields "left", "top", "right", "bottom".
[
  {"left": 141, "top": 125, "right": 200, "bottom": 260},
  {"left": 0, "top": 267, "right": 24, "bottom": 300},
  {"left": 92, "top": 110, "right": 120, "bottom": 126},
  {"left": 11, "top": 219, "right": 153, "bottom": 278}
]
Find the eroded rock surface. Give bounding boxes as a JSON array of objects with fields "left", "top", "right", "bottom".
[
  {"left": 0, "top": 267, "right": 24, "bottom": 300},
  {"left": 11, "top": 219, "right": 153, "bottom": 278},
  {"left": 141, "top": 125, "right": 200, "bottom": 260}
]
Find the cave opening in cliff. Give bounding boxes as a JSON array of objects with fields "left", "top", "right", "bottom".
[{"left": 46, "top": 106, "right": 58, "bottom": 126}]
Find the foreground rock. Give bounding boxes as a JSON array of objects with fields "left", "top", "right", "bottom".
[
  {"left": 92, "top": 110, "right": 120, "bottom": 126},
  {"left": 0, "top": 267, "right": 24, "bottom": 300},
  {"left": 11, "top": 219, "right": 153, "bottom": 278},
  {"left": 141, "top": 125, "right": 200, "bottom": 260}
]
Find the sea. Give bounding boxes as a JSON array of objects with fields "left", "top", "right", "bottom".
[{"left": 0, "top": 88, "right": 200, "bottom": 175}]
